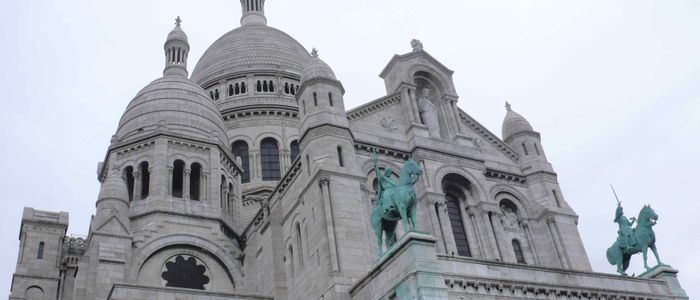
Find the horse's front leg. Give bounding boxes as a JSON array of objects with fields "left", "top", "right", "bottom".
[
  {"left": 396, "top": 202, "right": 410, "bottom": 233},
  {"left": 650, "top": 243, "right": 663, "bottom": 266},
  {"left": 409, "top": 202, "right": 417, "bottom": 231},
  {"left": 642, "top": 246, "right": 651, "bottom": 270}
]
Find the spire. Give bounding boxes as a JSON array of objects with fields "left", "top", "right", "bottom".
[
  {"left": 163, "top": 16, "right": 190, "bottom": 77},
  {"left": 505, "top": 101, "right": 512, "bottom": 112},
  {"left": 240, "top": 0, "right": 267, "bottom": 26}
]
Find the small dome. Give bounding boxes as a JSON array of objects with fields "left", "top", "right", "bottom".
[
  {"left": 166, "top": 17, "right": 188, "bottom": 43},
  {"left": 191, "top": 25, "right": 311, "bottom": 86},
  {"left": 167, "top": 25, "right": 188, "bottom": 43},
  {"left": 301, "top": 51, "right": 337, "bottom": 82},
  {"left": 116, "top": 76, "right": 227, "bottom": 144},
  {"left": 98, "top": 172, "right": 128, "bottom": 203},
  {"left": 502, "top": 103, "right": 534, "bottom": 140}
]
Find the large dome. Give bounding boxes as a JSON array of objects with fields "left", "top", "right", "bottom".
[
  {"left": 116, "top": 76, "right": 227, "bottom": 144},
  {"left": 191, "top": 25, "right": 311, "bottom": 86}
]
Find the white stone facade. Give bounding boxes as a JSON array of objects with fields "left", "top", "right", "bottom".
[{"left": 9, "top": 1, "right": 687, "bottom": 299}]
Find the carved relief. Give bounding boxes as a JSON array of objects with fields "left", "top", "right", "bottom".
[{"left": 380, "top": 116, "right": 398, "bottom": 132}]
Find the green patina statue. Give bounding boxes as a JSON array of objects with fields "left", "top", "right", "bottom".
[
  {"left": 370, "top": 149, "right": 423, "bottom": 257},
  {"left": 606, "top": 202, "right": 664, "bottom": 275}
]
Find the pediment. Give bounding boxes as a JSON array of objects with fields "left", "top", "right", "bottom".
[{"left": 95, "top": 215, "right": 131, "bottom": 235}]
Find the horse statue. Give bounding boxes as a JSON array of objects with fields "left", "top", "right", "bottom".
[
  {"left": 370, "top": 149, "right": 423, "bottom": 257},
  {"left": 606, "top": 204, "right": 664, "bottom": 275}
]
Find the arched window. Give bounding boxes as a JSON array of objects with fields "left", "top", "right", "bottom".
[
  {"left": 37, "top": 242, "right": 44, "bottom": 259},
  {"left": 328, "top": 92, "right": 334, "bottom": 106},
  {"left": 306, "top": 155, "right": 310, "bottom": 176},
  {"left": 442, "top": 174, "right": 473, "bottom": 257},
  {"left": 521, "top": 143, "right": 529, "bottom": 155},
  {"left": 445, "top": 193, "right": 471, "bottom": 257},
  {"left": 269, "top": 80, "right": 275, "bottom": 92},
  {"left": 172, "top": 160, "right": 185, "bottom": 198},
  {"left": 261, "top": 138, "right": 281, "bottom": 181},
  {"left": 123, "top": 166, "right": 134, "bottom": 202},
  {"left": 220, "top": 175, "right": 227, "bottom": 209},
  {"left": 228, "top": 84, "right": 234, "bottom": 96},
  {"left": 232, "top": 141, "right": 250, "bottom": 183},
  {"left": 241, "top": 82, "right": 247, "bottom": 93},
  {"left": 228, "top": 183, "right": 234, "bottom": 215},
  {"left": 296, "top": 223, "right": 304, "bottom": 269},
  {"left": 337, "top": 146, "right": 344, "bottom": 167},
  {"left": 313, "top": 92, "right": 318, "bottom": 106},
  {"left": 140, "top": 162, "right": 150, "bottom": 199},
  {"left": 284, "top": 82, "right": 290, "bottom": 94},
  {"left": 290, "top": 140, "right": 300, "bottom": 161},
  {"left": 513, "top": 239, "right": 526, "bottom": 264},
  {"left": 256, "top": 81, "right": 262, "bottom": 92},
  {"left": 190, "top": 163, "right": 202, "bottom": 200},
  {"left": 25, "top": 286, "right": 44, "bottom": 300},
  {"left": 288, "top": 245, "right": 295, "bottom": 276},
  {"left": 534, "top": 143, "right": 541, "bottom": 155}
]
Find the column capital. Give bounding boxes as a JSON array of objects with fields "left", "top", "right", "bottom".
[
  {"left": 319, "top": 176, "right": 330, "bottom": 186},
  {"left": 546, "top": 217, "right": 557, "bottom": 225},
  {"left": 184, "top": 168, "right": 191, "bottom": 175}
]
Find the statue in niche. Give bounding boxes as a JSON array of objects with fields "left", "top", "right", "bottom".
[
  {"left": 417, "top": 88, "right": 441, "bottom": 138},
  {"left": 500, "top": 205, "right": 520, "bottom": 231}
]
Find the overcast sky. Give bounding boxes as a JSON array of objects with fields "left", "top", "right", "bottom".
[{"left": 1, "top": 0, "right": 698, "bottom": 298}]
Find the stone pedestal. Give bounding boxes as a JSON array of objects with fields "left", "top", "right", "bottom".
[
  {"left": 639, "top": 265, "right": 688, "bottom": 299},
  {"left": 350, "top": 232, "right": 448, "bottom": 300}
]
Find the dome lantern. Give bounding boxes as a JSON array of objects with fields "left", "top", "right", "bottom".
[
  {"left": 240, "top": 0, "right": 267, "bottom": 26},
  {"left": 163, "top": 16, "right": 190, "bottom": 78},
  {"left": 502, "top": 101, "right": 535, "bottom": 141}
]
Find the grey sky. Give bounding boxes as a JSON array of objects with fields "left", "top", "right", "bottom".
[{"left": 1, "top": 0, "right": 698, "bottom": 297}]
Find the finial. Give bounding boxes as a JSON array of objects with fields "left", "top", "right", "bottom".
[
  {"left": 505, "top": 101, "right": 512, "bottom": 112},
  {"left": 175, "top": 16, "right": 182, "bottom": 27},
  {"left": 311, "top": 48, "right": 319, "bottom": 58},
  {"left": 411, "top": 39, "right": 424, "bottom": 52}
]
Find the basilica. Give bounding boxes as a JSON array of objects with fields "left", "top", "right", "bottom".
[{"left": 9, "top": 1, "right": 687, "bottom": 299}]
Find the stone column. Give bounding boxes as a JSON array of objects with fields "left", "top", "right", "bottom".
[
  {"left": 202, "top": 172, "right": 209, "bottom": 203},
  {"left": 146, "top": 166, "right": 154, "bottom": 199},
  {"left": 450, "top": 100, "right": 465, "bottom": 134},
  {"left": 426, "top": 197, "right": 446, "bottom": 254},
  {"left": 546, "top": 217, "right": 569, "bottom": 269},
  {"left": 483, "top": 210, "right": 502, "bottom": 261},
  {"left": 522, "top": 221, "right": 541, "bottom": 265},
  {"left": 132, "top": 171, "right": 141, "bottom": 201},
  {"left": 183, "top": 168, "right": 191, "bottom": 200},
  {"left": 465, "top": 207, "right": 483, "bottom": 258},
  {"left": 488, "top": 211, "right": 505, "bottom": 261},
  {"left": 222, "top": 186, "right": 230, "bottom": 215},
  {"left": 167, "top": 166, "right": 173, "bottom": 196},
  {"left": 435, "top": 198, "right": 457, "bottom": 256},
  {"left": 468, "top": 207, "right": 492, "bottom": 259},
  {"left": 400, "top": 87, "right": 417, "bottom": 124},
  {"left": 408, "top": 86, "right": 421, "bottom": 123},
  {"left": 319, "top": 177, "right": 340, "bottom": 273}
]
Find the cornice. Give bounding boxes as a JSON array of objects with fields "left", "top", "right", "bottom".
[
  {"left": 346, "top": 93, "right": 402, "bottom": 121},
  {"left": 457, "top": 109, "right": 519, "bottom": 162}
]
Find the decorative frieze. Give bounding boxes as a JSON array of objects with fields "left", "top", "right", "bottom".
[{"left": 484, "top": 169, "right": 526, "bottom": 184}]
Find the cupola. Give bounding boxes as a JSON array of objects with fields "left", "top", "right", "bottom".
[
  {"left": 502, "top": 101, "right": 535, "bottom": 142},
  {"left": 240, "top": 0, "right": 267, "bottom": 26},
  {"left": 163, "top": 17, "right": 190, "bottom": 78}
]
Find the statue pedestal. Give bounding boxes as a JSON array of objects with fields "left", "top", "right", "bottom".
[
  {"left": 639, "top": 265, "right": 688, "bottom": 299},
  {"left": 350, "top": 232, "right": 448, "bottom": 300}
]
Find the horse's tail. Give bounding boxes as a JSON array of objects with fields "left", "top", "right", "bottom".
[{"left": 606, "top": 243, "right": 620, "bottom": 265}]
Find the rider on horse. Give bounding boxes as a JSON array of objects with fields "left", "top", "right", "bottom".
[
  {"left": 614, "top": 203, "right": 637, "bottom": 252},
  {"left": 373, "top": 152, "right": 396, "bottom": 209}
]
